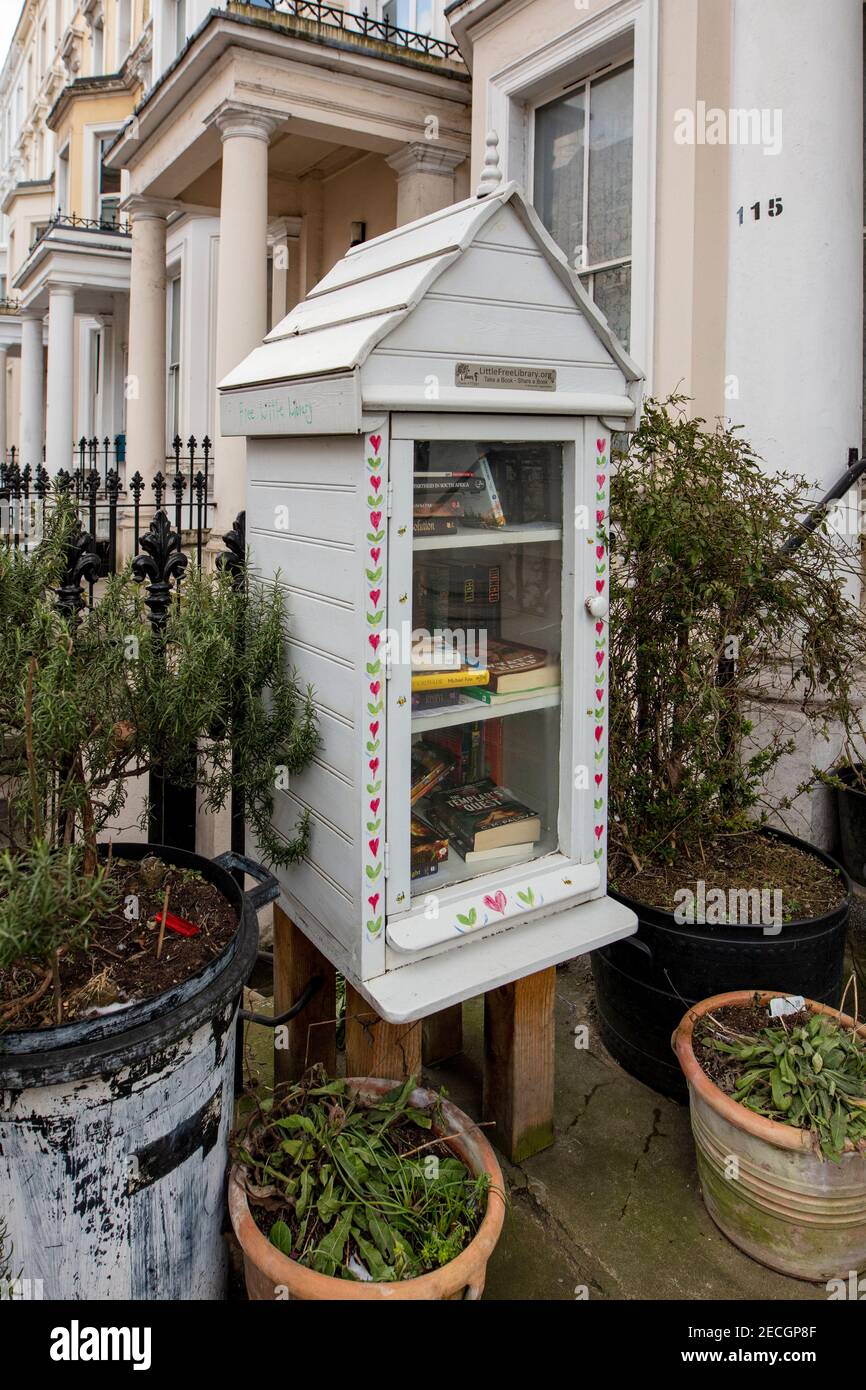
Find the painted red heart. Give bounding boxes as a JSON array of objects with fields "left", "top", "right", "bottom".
[
  {"left": 594, "top": 725, "right": 603, "bottom": 742},
  {"left": 370, "top": 511, "right": 382, "bottom": 529},
  {"left": 369, "top": 633, "right": 380, "bottom": 650},
  {"left": 483, "top": 890, "right": 507, "bottom": 914},
  {"left": 595, "top": 651, "right": 604, "bottom": 667},
  {"left": 370, "top": 797, "right": 380, "bottom": 814},
  {"left": 594, "top": 824, "right": 604, "bottom": 839},
  {"left": 368, "top": 893, "right": 380, "bottom": 911},
  {"left": 370, "top": 721, "right": 379, "bottom": 738},
  {"left": 596, "top": 438, "right": 605, "bottom": 452},
  {"left": 370, "top": 434, "right": 382, "bottom": 453},
  {"left": 595, "top": 773, "right": 603, "bottom": 786},
  {"left": 370, "top": 475, "right": 381, "bottom": 492},
  {"left": 369, "top": 588, "right": 381, "bottom": 607},
  {"left": 596, "top": 474, "right": 606, "bottom": 488},
  {"left": 370, "top": 681, "right": 381, "bottom": 696},
  {"left": 595, "top": 621, "right": 604, "bottom": 635},
  {"left": 596, "top": 510, "right": 604, "bottom": 524},
  {"left": 369, "top": 837, "right": 380, "bottom": 857},
  {"left": 370, "top": 547, "right": 381, "bottom": 563},
  {"left": 595, "top": 580, "right": 605, "bottom": 594},
  {"left": 596, "top": 545, "right": 605, "bottom": 559},
  {"left": 596, "top": 688, "right": 604, "bottom": 701},
  {"left": 369, "top": 757, "right": 379, "bottom": 775}
]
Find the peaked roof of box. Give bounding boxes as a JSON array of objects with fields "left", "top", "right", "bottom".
[{"left": 219, "top": 181, "right": 644, "bottom": 398}]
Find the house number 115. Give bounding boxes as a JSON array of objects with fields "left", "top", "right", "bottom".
[{"left": 737, "top": 198, "right": 783, "bottom": 223}]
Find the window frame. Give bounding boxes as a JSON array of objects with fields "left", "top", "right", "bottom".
[
  {"left": 167, "top": 272, "right": 182, "bottom": 446},
  {"left": 486, "top": 0, "right": 657, "bottom": 382},
  {"left": 529, "top": 55, "right": 635, "bottom": 343}
]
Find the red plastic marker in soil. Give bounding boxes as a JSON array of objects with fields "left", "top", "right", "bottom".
[{"left": 155, "top": 910, "right": 200, "bottom": 938}]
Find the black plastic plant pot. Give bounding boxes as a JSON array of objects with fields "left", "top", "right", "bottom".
[
  {"left": 832, "top": 763, "right": 866, "bottom": 886},
  {"left": 591, "top": 828, "right": 851, "bottom": 1101},
  {"left": 0, "top": 842, "right": 278, "bottom": 1301}
]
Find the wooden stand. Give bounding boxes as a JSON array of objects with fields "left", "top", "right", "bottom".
[
  {"left": 483, "top": 967, "right": 556, "bottom": 1164},
  {"left": 272, "top": 904, "right": 336, "bottom": 1086},
  {"left": 271, "top": 912, "right": 555, "bottom": 1161},
  {"left": 345, "top": 982, "right": 422, "bottom": 1079},
  {"left": 422, "top": 1004, "right": 464, "bottom": 1066}
]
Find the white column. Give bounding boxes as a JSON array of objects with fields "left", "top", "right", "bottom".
[
  {"left": 385, "top": 144, "right": 466, "bottom": 226},
  {"left": 126, "top": 200, "right": 169, "bottom": 495},
  {"left": 20, "top": 311, "right": 45, "bottom": 469},
  {"left": 45, "top": 285, "right": 76, "bottom": 474},
  {"left": 725, "top": 0, "right": 862, "bottom": 493},
  {"left": 0, "top": 348, "right": 7, "bottom": 458},
  {"left": 210, "top": 103, "right": 282, "bottom": 524}
]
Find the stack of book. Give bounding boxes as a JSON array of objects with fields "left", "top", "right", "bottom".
[
  {"left": 410, "top": 632, "right": 489, "bottom": 713},
  {"left": 466, "top": 637, "right": 559, "bottom": 706},
  {"left": 412, "top": 455, "right": 507, "bottom": 537},
  {"left": 426, "top": 777, "right": 541, "bottom": 864}
]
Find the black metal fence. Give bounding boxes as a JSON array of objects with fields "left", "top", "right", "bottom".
[
  {"left": 37, "top": 503, "right": 247, "bottom": 853},
  {"left": 0, "top": 436, "right": 214, "bottom": 576}
]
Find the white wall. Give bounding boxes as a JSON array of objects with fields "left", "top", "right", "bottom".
[
  {"left": 166, "top": 213, "right": 220, "bottom": 444},
  {"left": 724, "top": 0, "right": 863, "bottom": 498}
]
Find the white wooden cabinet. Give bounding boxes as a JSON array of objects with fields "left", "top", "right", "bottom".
[{"left": 220, "top": 181, "right": 642, "bottom": 1022}]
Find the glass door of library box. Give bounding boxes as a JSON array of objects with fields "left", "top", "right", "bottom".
[{"left": 385, "top": 417, "right": 598, "bottom": 937}]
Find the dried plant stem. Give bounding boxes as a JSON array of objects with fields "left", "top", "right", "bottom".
[{"left": 156, "top": 885, "right": 170, "bottom": 961}]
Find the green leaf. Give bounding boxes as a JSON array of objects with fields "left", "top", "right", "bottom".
[{"left": 269, "top": 1220, "right": 293, "bottom": 1257}]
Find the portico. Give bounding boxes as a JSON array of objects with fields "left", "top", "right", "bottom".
[
  {"left": 107, "top": 4, "right": 471, "bottom": 526},
  {"left": 12, "top": 216, "right": 132, "bottom": 472}
]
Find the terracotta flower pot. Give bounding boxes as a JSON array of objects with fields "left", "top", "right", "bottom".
[
  {"left": 673, "top": 990, "right": 866, "bottom": 1282},
  {"left": 228, "top": 1078, "right": 506, "bottom": 1300}
]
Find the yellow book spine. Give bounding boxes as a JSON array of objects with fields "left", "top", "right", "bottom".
[{"left": 411, "top": 668, "right": 490, "bottom": 692}]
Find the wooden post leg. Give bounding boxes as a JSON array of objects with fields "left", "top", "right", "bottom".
[
  {"left": 483, "top": 968, "right": 555, "bottom": 1163},
  {"left": 345, "top": 982, "right": 422, "bottom": 1080},
  {"left": 422, "top": 1004, "right": 463, "bottom": 1066},
  {"left": 272, "top": 903, "right": 337, "bottom": 1086}
]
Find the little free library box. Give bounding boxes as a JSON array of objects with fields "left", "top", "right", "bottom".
[{"left": 220, "top": 181, "right": 642, "bottom": 1150}]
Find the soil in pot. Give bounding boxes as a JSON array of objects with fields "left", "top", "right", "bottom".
[
  {"left": 609, "top": 831, "right": 845, "bottom": 921},
  {"left": 232, "top": 1070, "right": 493, "bottom": 1284},
  {"left": 594, "top": 828, "right": 850, "bottom": 1100},
  {"left": 0, "top": 854, "right": 237, "bottom": 1031}
]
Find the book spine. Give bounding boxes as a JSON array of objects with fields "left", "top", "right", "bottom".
[
  {"left": 411, "top": 668, "right": 490, "bottom": 692},
  {"left": 412, "top": 517, "right": 459, "bottom": 536},
  {"left": 477, "top": 455, "right": 506, "bottom": 527}
]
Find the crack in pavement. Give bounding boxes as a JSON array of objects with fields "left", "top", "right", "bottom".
[
  {"left": 511, "top": 1165, "right": 624, "bottom": 1298},
  {"left": 567, "top": 1079, "right": 615, "bottom": 1131},
  {"left": 619, "top": 1106, "right": 665, "bottom": 1222}
]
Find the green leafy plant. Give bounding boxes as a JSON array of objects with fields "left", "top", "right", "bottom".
[
  {"left": 0, "top": 501, "right": 318, "bottom": 1023},
  {"left": 700, "top": 1010, "right": 866, "bottom": 1162},
  {"left": 609, "top": 395, "right": 866, "bottom": 874},
  {"left": 232, "top": 1069, "right": 492, "bottom": 1281}
]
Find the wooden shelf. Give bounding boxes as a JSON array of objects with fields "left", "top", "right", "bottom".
[
  {"left": 411, "top": 687, "right": 560, "bottom": 733},
  {"left": 413, "top": 522, "right": 562, "bottom": 551}
]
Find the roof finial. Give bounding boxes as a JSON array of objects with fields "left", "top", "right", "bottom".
[{"left": 476, "top": 130, "right": 502, "bottom": 197}]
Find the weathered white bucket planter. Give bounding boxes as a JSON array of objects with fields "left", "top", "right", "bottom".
[
  {"left": 0, "top": 844, "right": 273, "bottom": 1300},
  {"left": 674, "top": 990, "right": 866, "bottom": 1283}
]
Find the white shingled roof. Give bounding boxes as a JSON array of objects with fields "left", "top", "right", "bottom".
[{"left": 219, "top": 181, "right": 643, "bottom": 395}]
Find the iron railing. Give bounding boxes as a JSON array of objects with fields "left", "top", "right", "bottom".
[
  {"left": 0, "top": 453, "right": 214, "bottom": 579},
  {"left": 232, "top": 0, "right": 461, "bottom": 59},
  {"left": 29, "top": 210, "right": 132, "bottom": 254}
]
